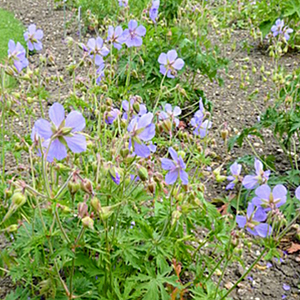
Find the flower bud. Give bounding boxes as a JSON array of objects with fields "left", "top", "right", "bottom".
[
  {"left": 91, "top": 197, "right": 101, "bottom": 212},
  {"left": 5, "top": 188, "right": 13, "bottom": 199},
  {"left": 221, "top": 129, "right": 228, "bottom": 141},
  {"left": 3, "top": 224, "right": 18, "bottom": 233},
  {"left": 161, "top": 119, "right": 172, "bottom": 134},
  {"left": 78, "top": 202, "right": 88, "bottom": 219},
  {"left": 138, "top": 167, "right": 149, "bottom": 182},
  {"left": 171, "top": 210, "right": 182, "bottom": 226},
  {"left": 120, "top": 148, "right": 129, "bottom": 158},
  {"left": 68, "top": 179, "right": 80, "bottom": 195},
  {"left": 147, "top": 181, "right": 156, "bottom": 194},
  {"left": 82, "top": 216, "right": 94, "bottom": 230},
  {"left": 178, "top": 151, "right": 185, "bottom": 159},
  {"left": 11, "top": 192, "right": 26, "bottom": 206}
]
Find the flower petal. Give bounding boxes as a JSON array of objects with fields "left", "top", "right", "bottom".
[
  {"left": 167, "top": 50, "right": 178, "bottom": 62},
  {"left": 173, "top": 58, "right": 184, "bottom": 70},
  {"left": 180, "top": 170, "right": 188, "bottom": 185},
  {"left": 236, "top": 215, "right": 247, "bottom": 228},
  {"left": 158, "top": 53, "right": 167, "bottom": 65},
  {"left": 32, "top": 119, "right": 52, "bottom": 140},
  {"left": 165, "top": 169, "right": 178, "bottom": 185},
  {"left": 65, "top": 134, "right": 86, "bottom": 153},
  {"left": 168, "top": 147, "right": 178, "bottom": 161},
  {"left": 65, "top": 111, "right": 86, "bottom": 132},
  {"left": 161, "top": 158, "right": 175, "bottom": 170},
  {"left": 134, "top": 141, "right": 150, "bottom": 158},
  {"left": 49, "top": 103, "right": 65, "bottom": 127},
  {"left": 47, "top": 139, "right": 67, "bottom": 161}
]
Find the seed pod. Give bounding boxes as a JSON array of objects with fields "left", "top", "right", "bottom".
[
  {"left": 80, "top": 179, "right": 94, "bottom": 195},
  {"left": 78, "top": 202, "right": 88, "bottom": 219}
]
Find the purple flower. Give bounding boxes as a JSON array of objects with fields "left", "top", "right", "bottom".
[
  {"left": 24, "top": 24, "right": 43, "bottom": 51},
  {"left": 107, "top": 26, "right": 125, "bottom": 50},
  {"left": 158, "top": 50, "right": 184, "bottom": 78},
  {"left": 242, "top": 158, "right": 270, "bottom": 189},
  {"left": 266, "top": 262, "right": 273, "bottom": 268},
  {"left": 252, "top": 184, "right": 287, "bottom": 211},
  {"left": 105, "top": 108, "right": 121, "bottom": 124},
  {"left": 122, "top": 99, "right": 147, "bottom": 120},
  {"left": 109, "top": 169, "right": 120, "bottom": 185},
  {"left": 271, "top": 19, "right": 284, "bottom": 37},
  {"left": 236, "top": 203, "right": 272, "bottom": 237},
  {"left": 122, "top": 20, "right": 146, "bottom": 48},
  {"left": 271, "top": 19, "right": 293, "bottom": 41},
  {"left": 127, "top": 113, "right": 155, "bottom": 158},
  {"left": 87, "top": 37, "right": 109, "bottom": 66},
  {"left": 7, "top": 40, "right": 28, "bottom": 73},
  {"left": 295, "top": 186, "right": 300, "bottom": 200},
  {"left": 148, "top": 141, "right": 157, "bottom": 153},
  {"left": 161, "top": 147, "right": 188, "bottom": 185},
  {"left": 190, "top": 99, "right": 211, "bottom": 137},
  {"left": 149, "top": 0, "right": 160, "bottom": 23},
  {"left": 159, "top": 103, "right": 181, "bottom": 127},
  {"left": 282, "top": 284, "right": 290, "bottom": 291},
  {"left": 31, "top": 103, "right": 86, "bottom": 162},
  {"left": 191, "top": 117, "right": 212, "bottom": 138},
  {"left": 96, "top": 63, "right": 105, "bottom": 85},
  {"left": 118, "top": 0, "right": 128, "bottom": 7},
  {"left": 226, "top": 162, "right": 242, "bottom": 190}
]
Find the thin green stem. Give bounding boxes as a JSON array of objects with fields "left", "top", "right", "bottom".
[{"left": 220, "top": 248, "right": 267, "bottom": 300}]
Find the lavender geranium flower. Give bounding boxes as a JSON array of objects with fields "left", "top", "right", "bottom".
[
  {"left": 87, "top": 37, "right": 109, "bottom": 66},
  {"left": 122, "top": 20, "right": 146, "bottom": 47},
  {"left": 161, "top": 147, "right": 188, "bottom": 185},
  {"left": 7, "top": 40, "right": 28, "bottom": 73},
  {"left": 127, "top": 113, "right": 155, "bottom": 158},
  {"left": 236, "top": 203, "right": 272, "bottom": 238},
  {"left": 118, "top": 0, "right": 128, "bottom": 7},
  {"left": 31, "top": 103, "right": 86, "bottom": 162},
  {"left": 226, "top": 162, "right": 242, "bottom": 190},
  {"left": 24, "top": 24, "right": 43, "bottom": 51},
  {"left": 252, "top": 184, "right": 287, "bottom": 211},
  {"left": 158, "top": 50, "right": 184, "bottom": 78},
  {"left": 105, "top": 108, "right": 121, "bottom": 124},
  {"left": 149, "top": 0, "right": 160, "bottom": 23},
  {"left": 159, "top": 103, "right": 181, "bottom": 127},
  {"left": 122, "top": 99, "right": 147, "bottom": 120},
  {"left": 107, "top": 26, "right": 125, "bottom": 50},
  {"left": 271, "top": 19, "right": 293, "bottom": 41},
  {"left": 271, "top": 19, "right": 284, "bottom": 37},
  {"left": 295, "top": 186, "right": 300, "bottom": 200},
  {"left": 242, "top": 158, "right": 270, "bottom": 189}
]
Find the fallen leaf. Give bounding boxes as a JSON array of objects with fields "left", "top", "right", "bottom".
[{"left": 287, "top": 242, "right": 300, "bottom": 254}]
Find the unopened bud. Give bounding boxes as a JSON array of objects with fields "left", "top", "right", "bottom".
[
  {"left": 68, "top": 179, "right": 80, "bottom": 195},
  {"left": 82, "top": 216, "right": 94, "bottom": 230},
  {"left": 11, "top": 192, "right": 26, "bottom": 206},
  {"left": 91, "top": 197, "right": 101, "bottom": 212},
  {"left": 138, "top": 167, "right": 149, "bottom": 182}
]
